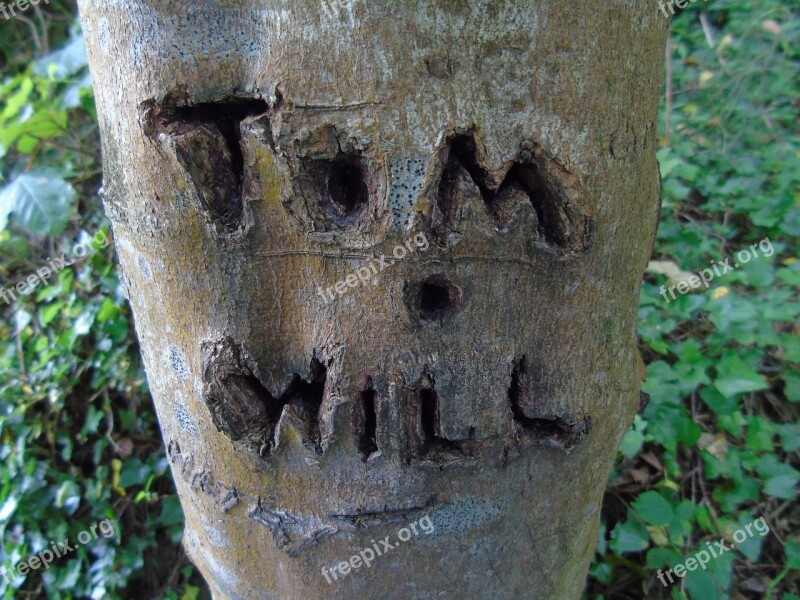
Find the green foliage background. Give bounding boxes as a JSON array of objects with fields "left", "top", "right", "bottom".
[{"left": 0, "top": 1, "right": 797, "bottom": 599}]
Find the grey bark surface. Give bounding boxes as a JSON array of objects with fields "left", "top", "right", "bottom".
[{"left": 78, "top": 1, "right": 668, "bottom": 598}]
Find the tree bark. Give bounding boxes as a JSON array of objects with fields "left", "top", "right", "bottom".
[{"left": 78, "top": 1, "right": 668, "bottom": 598}]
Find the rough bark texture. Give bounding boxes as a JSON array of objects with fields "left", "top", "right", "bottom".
[{"left": 78, "top": 1, "right": 668, "bottom": 598}]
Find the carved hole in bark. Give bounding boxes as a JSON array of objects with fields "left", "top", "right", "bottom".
[
  {"left": 447, "top": 133, "right": 491, "bottom": 189},
  {"left": 430, "top": 130, "right": 589, "bottom": 252},
  {"left": 406, "top": 373, "right": 463, "bottom": 462},
  {"left": 419, "top": 388, "right": 439, "bottom": 446},
  {"left": 407, "top": 275, "right": 461, "bottom": 323},
  {"left": 155, "top": 98, "right": 268, "bottom": 227},
  {"left": 201, "top": 337, "right": 274, "bottom": 451},
  {"left": 173, "top": 100, "right": 267, "bottom": 186},
  {"left": 508, "top": 357, "right": 591, "bottom": 451},
  {"left": 280, "top": 356, "right": 328, "bottom": 449},
  {"left": 433, "top": 132, "right": 488, "bottom": 240},
  {"left": 500, "top": 162, "right": 581, "bottom": 250},
  {"left": 202, "top": 338, "right": 329, "bottom": 454},
  {"left": 354, "top": 380, "right": 378, "bottom": 459},
  {"left": 305, "top": 154, "right": 370, "bottom": 226}
]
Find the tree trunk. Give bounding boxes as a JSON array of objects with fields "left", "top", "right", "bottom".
[{"left": 78, "top": 1, "right": 667, "bottom": 598}]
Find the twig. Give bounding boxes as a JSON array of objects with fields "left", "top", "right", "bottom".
[
  {"left": 14, "top": 14, "right": 41, "bottom": 53},
  {"left": 15, "top": 329, "right": 26, "bottom": 378},
  {"left": 699, "top": 12, "right": 716, "bottom": 48},
  {"left": 664, "top": 33, "right": 673, "bottom": 148},
  {"left": 31, "top": 2, "right": 48, "bottom": 54}
]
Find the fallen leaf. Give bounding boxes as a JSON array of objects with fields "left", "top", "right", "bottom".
[
  {"left": 116, "top": 437, "right": 134, "bottom": 459},
  {"left": 712, "top": 286, "right": 729, "bottom": 300},
  {"left": 762, "top": 19, "right": 781, "bottom": 35},
  {"left": 647, "top": 260, "right": 704, "bottom": 293},
  {"left": 641, "top": 452, "right": 664, "bottom": 472},
  {"left": 699, "top": 433, "right": 729, "bottom": 459}
]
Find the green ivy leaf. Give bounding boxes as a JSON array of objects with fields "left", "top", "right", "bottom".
[
  {"left": 756, "top": 456, "right": 800, "bottom": 500},
  {"left": 610, "top": 515, "right": 651, "bottom": 554},
  {"left": 778, "top": 424, "right": 800, "bottom": 452},
  {"left": 54, "top": 480, "right": 81, "bottom": 515},
  {"left": 786, "top": 541, "right": 800, "bottom": 570},
  {"left": 0, "top": 169, "right": 76, "bottom": 235},
  {"left": 633, "top": 491, "right": 675, "bottom": 527},
  {"left": 0, "top": 108, "right": 68, "bottom": 152},
  {"left": 1, "top": 76, "right": 33, "bottom": 121},
  {"left": 0, "top": 495, "right": 19, "bottom": 522},
  {"left": 713, "top": 354, "right": 768, "bottom": 398},
  {"left": 685, "top": 566, "right": 722, "bottom": 600},
  {"left": 699, "top": 386, "right": 739, "bottom": 416},
  {"left": 181, "top": 585, "right": 201, "bottom": 600},
  {"left": 745, "top": 417, "right": 776, "bottom": 452},
  {"left": 783, "top": 371, "right": 800, "bottom": 403},
  {"left": 620, "top": 428, "right": 645, "bottom": 460},
  {"left": 734, "top": 521, "right": 766, "bottom": 563}
]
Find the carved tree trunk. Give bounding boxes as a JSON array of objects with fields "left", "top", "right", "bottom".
[{"left": 78, "top": 1, "right": 667, "bottom": 598}]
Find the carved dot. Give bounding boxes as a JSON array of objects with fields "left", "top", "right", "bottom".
[
  {"left": 425, "top": 56, "right": 451, "bottom": 78},
  {"left": 420, "top": 283, "right": 450, "bottom": 316},
  {"left": 409, "top": 275, "right": 461, "bottom": 322}
]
